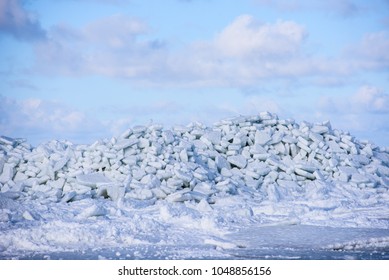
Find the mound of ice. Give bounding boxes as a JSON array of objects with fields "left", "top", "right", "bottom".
[
  {"left": 1, "top": 112, "right": 388, "bottom": 204},
  {"left": 1, "top": 112, "right": 389, "bottom": 259}
]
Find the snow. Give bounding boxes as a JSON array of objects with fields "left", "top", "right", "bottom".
[{"left": 0, "top": 112, "right": 389, "bottom": 260}]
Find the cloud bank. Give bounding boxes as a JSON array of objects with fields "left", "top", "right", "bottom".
[
  {"left": 0, "top": 95, "right": 103, "bottom": 144},
  {"left": 0, "top": 0, "right": 46, "bottom": 41},
  {"left": 28, "top": 12, "right": 389, "bottom": 89}
]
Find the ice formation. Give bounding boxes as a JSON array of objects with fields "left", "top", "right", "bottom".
[{"left": 1, "top": 112, "right": 389, "bottom": 259}]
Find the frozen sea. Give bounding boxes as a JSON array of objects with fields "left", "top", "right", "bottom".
[
  {"left": 1, "top": 194, "right": 389, "bottom": 260},
  {"left": 4, "top": 225, "right": 389, "bottom": 260}
]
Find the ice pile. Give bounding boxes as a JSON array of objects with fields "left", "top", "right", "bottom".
[
  {"left": 1, "top": 112, "right": 389, "bottom": 206},
  {"left": 2, "top": 112, "right": 389, "bottom": 259}
]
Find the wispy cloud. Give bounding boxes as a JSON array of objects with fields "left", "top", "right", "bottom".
[
  {"left": 0, "top": 0, "right": 46, "bottom": 41},
  {"left": 33, "top": 14, "right": 165, "bottom": 78},
  {"left": 253, "top": 0, "right": 367, "bottom": 17},
  {"left": 32, "top": 14, "right": 309, "bottom": 86},
  {"left": 29, "top": 12, "right": 388, "bottom": 89},
  {"left": 352, "top": 85, "right": 389, "bottom": 114},
  {"left": 315, "top": 85, "right": 389, "bottom": 145},
  {"left": 346, "top": 31, "right": 389, "bottom": 71},
  {"left": 319, "top": 85, "right": 389, "bottom": 114},
  {"left": 0, "top": 95, "right": 104, "bottom": 144},
  {"left": 7, "top": 79, "right": 39, "bottom": 91}
]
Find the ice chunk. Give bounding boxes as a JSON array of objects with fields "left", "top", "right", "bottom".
[
  {"left": 257, "top": 166, "right": 271, "bottom": 176},
  {"left": 203, "top": 131, "right": 222, "bottom": 145},
  {"left": 255, "top": 130, "right": 272, "bottom": 145},
  {"left": 13, "top": 171, "right": 28, "bottom": 182},
  {"left": 311, "top": 125, "right": 329, "bottom": 134},
  {"left": 162, "top": 130, "right": 175, "bottom": 144},
  {"left": 61, "top": 191, "right": 77, "bottom": 202},
  {"left": 140, "top": 174, "right": 161, "bottom": 188},
  {"left": 297, "top": 141, "right": 311, "bottom": 153},
  {"left": 250, "top": 143, "right": 266, "bottom": 154},
  {"left": 132, "top": 125, "right": 147, "bottom": 134},
  {"left": 49, "top": 178, "right": 65, "bottom": 189},
  {"left": 274, "top": 142, "right": 286, "bottom": 155},
  {"left": 282, "top": 135, "right": 298, "bottom": 144},
  {"left": 152, "top": 187, "right": 167, "bottom": 199},
  {"left": 174, "top": 169, "right": 193, "bottom": 183},
  {"left": 125, "top": 188, "right": 154, "bottom": 200},
  {"left": 120, "top": 128, "right": 133, "bottom": 139},
  {"left": 97, "top": 183, "right": 125, "bottom": 202},
  {"left": 77, "top": 204, "right": 107, "bottom": 219},
  {"left": 294, "top": 168, "right": 316, "bottom": 180},
  {"left": 193, "top": 182, "right": 216, "bottom": 195},
  {"left": 179, "top": 149, "right": 189, "bottom": 162},
  {"left": 215, "top": 180, "right": 236, "bottom": 194},
  {"left": 351, "top": 173, "right": 370, "bottom": 184},
  {"left": 267, "top": 184, "right": 281, "bottom": 202},
  {"left": 266, "top": 156, "right": 280, "bottom": 168},
  {"left": 138, "top": 138, "right": 150, "bottom": 149},
  {"left": 53, "top": 157, "right": 69, "bottom": 172},
  {"left": 197, "top": 199, "right": 213, "bottom": 211},
  {"left": 0, "top": 136, "right": 15, "bottom": 146},
  {"left": 166, "top": 189, "right": 192, "bottom": 202},
  {"left": 193, "top": 168, "right": 209, "bottom": 181},
  {"left": 328, "top": 141, "right": 344, "bottom": 153},
  {"left": 132, "top": 168, "right": 146, "bottom": 180},
  {"left": 227, "top": 155, "right": 247, "bottom": 169},
  {"left": 338, "top": 166, "right": 358, "bottom": 176},
  {"left": 0, "top": 163, "right": 15, "bottom": 184},
  {"left": 295, "top": 164, "right": 316, "bottom": 173},
  {"left": 148, "top": 161, "right": 163, "bottom": 169},
  {"left": 76, "top": 173, "right": 112, "bottom": 188},
  {"left": 377, "top": 165, "right": 389, "bottom": 177},
  {"left": 215, "top": 155, "right": 230, "bottom": 171},
  {"left": 351, "top": 155, "right": 370, "bottom": 166},
  {"left": 245, "top": 170, "right": 260, "bottom": 179},
  {"left": 309, "top": 131, "right": 323, "bottom": 143},
  {"left": 22, "top": 210, "right": 36, "bottom": 221},
  {"left": 167, "top": 177, "right": 184, "bottom": 187},
  {"left": 114, "top": 139, "right": 139, "bottom": 150},
  {"left": 187, "top": 191, "right": 208, "bottom": 202},
  {"left": 313, "top": 170, "right": 326, "bottom": 181}
]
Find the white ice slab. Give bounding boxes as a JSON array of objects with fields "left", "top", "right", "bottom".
[
  {"left": 255, "top": 131, "right": 272, "bottom": 146},
  {"left": 227, "top": 155, "right": 247, "bottom": 169},
  {"left": 76, "top": 173, "right": 112, "bottom": 187}
]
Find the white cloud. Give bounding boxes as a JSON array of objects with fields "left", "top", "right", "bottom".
[
  {"left": 164, "top": 16, "right": 312, "bottom": 86},
  {"left": 213, "top": 15, "right": 306, "bottom": 58},
  {"left": 353, "top": 85, "right": 389, "bottom": 113},
  {"left": 83, "top": 14, "right": 149, "bottom": 48},
  {"left": 319, "top": 85, "right": 389, "bottom": 114},
  {"left": 32, "top": 14, "right": 309, "bottom": 85},
  {"left": 347, "top": 31, "right": 389, "bottom": 71},
  {"left": 253, "top": 0, "right": 365, "bottom": 17},
  {"left": 0, "top": 95, "right": 105, "bottom": 145},
  {"left": 0, "top": 0, "right": 46, "bottom": 40},
  {"left": 314, "top": 85, "right": 389, "bottom": 145},
  {"left": 29, "top": 13, "right": 388, "bottom": 89},
  {"left": 34, "top": 14, "right": 165, "bottom": 79},
  {"left": 7, "top": 79, "right": 39, "bottom": 91}
]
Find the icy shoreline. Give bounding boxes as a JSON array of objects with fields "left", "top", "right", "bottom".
[{"left": 1, "top": 112, "right": 388, "bottom": 259}]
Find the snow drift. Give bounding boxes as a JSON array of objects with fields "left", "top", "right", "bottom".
[{"left": 1, "top": 112, "right": 388, "bottom": 259}]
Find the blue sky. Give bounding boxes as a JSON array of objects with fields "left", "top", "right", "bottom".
[{"left": 1, "top": 0, "right": 389, "bottom": 146}]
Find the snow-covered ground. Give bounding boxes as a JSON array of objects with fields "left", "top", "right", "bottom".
[{"left": 1, "top": 112, "right": 388, "bottom": 259}]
